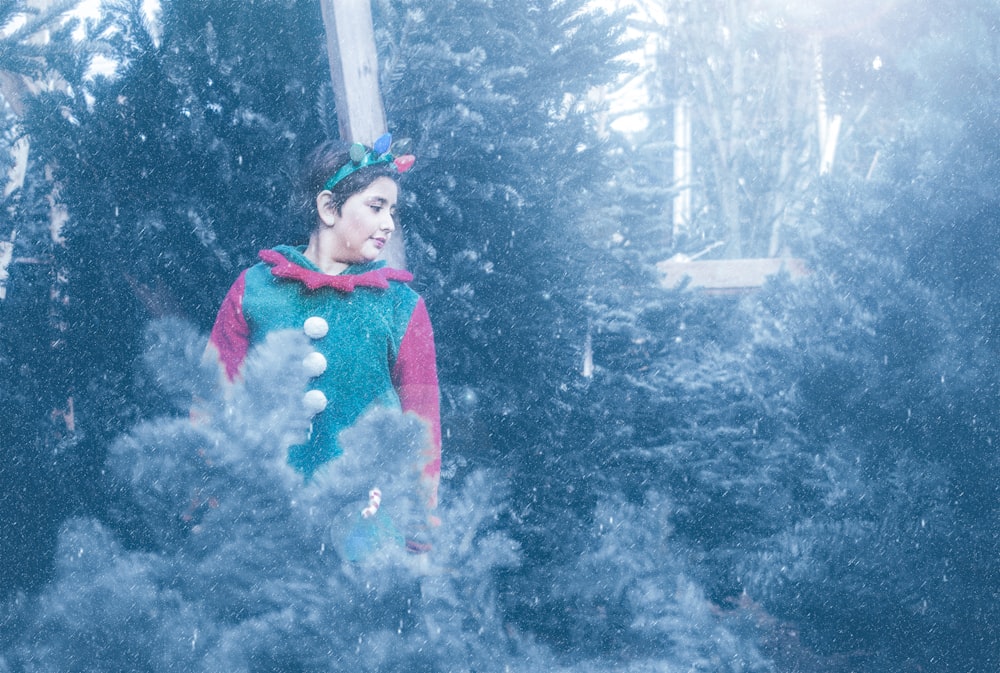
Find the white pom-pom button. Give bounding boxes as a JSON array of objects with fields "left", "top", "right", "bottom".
[
  {"left": 302, "top": 351, "right": 328, "bottom": 378},
  {"left": 303, "top": 316, "right": 329, "bottom": 339},
  {"left": 303, "top": 389, "right": 328, "bottom": 415}
]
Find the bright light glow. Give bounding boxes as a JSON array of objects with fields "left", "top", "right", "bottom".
[
  {"left": 71, "top": 1, "right": 100, "bottom": 41},
  {"left": 86, "top": 54, "right": 118, "bottom": 79},
  {"left": 0, "top": 13, "right": 28, "bottom": 39},
  {"left": 589, "top": 0, "right": 666, "bottom": 135},
  {"left": 69, "top": 0, "right": 102, "bottom": 22},
  {"left": 70, "top": 0, "right": 162, "bottom": 78},
  {"left": 752, "top": 0, "right": 902, "bottom": 38}
]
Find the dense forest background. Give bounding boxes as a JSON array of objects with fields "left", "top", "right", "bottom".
[{"left": 1, "top": 0, "right": 997, "bottom": 671}]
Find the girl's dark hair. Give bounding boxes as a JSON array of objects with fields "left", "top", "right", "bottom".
[{"left": 293, "top": 140, "right": 398, "bottom": 235}]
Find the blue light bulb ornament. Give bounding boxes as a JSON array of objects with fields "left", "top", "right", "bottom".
[{"left": 373, "top": 132, "right": 392, "bottom": 156}]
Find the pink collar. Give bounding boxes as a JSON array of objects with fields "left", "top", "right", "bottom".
[{"left": 259, "top": 249, "right": 413, "bottom": 292}]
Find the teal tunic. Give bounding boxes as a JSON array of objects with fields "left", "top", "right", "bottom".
[{"left": 210, "top": 245, "right": 437, "bottom": 479}]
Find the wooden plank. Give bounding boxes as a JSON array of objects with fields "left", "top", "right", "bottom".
[
  {"left": 656, "top": 258, "right": 809, "bottom": 294},
  {"left": 319, "top": 0, "right": 387, "bottom": 144},
  {"left": 319, "top": 0, "right": 404, "bottom": 268}
]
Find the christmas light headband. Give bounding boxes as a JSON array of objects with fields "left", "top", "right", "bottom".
[{"left": 322, "top": 133, "right": 416, "bottom": 192}]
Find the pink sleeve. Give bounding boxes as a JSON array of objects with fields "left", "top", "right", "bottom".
[
  {"left": 207, "top": 271, "right": 250, "bottom": 382},
  {"left": 392, "top": 298, "right": 442, "bottom": 508}
]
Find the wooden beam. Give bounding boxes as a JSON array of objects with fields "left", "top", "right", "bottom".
[
  {"left": 657, "top": 257, "right": 809, "bottom": 295},
  {"left": 320, "top": 0, "right": 387, "bottom": 144},
  {"left": 319, "top": 0, "right": 404, "bottom": 268}
]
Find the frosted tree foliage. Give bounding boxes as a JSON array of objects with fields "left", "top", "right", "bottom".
[
  {"left": 0, "top": 319, "right": 770, "bottom": 672},
  {"left": 1, "top": 320, "right": 509, "bottom": 671}
]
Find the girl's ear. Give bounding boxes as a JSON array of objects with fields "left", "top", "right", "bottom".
[{"left": 316, "top": 191, "right": 338, "bottom": 227}]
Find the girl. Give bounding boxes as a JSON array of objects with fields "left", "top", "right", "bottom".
[{"left": 206, "top": 136, "right": 440, "bottom": 512}]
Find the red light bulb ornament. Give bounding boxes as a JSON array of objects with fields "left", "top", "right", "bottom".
[{"left": 394, "top": 154, "right": 416, "bottom": 173}]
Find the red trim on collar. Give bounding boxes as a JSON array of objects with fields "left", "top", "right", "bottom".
[{"left": 260, "top": 249, "right": 413, "bottom": 291}]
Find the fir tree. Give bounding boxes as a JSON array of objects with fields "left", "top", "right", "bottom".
[
  {"left": 374, "top": 0, "right": 630, "bottom": 422},
  {"left": 0, "top": 319, "right": 533, "bottom": 673},
  {"left": 8, "top": 0, "right": 332, "bottom": 586},
  {"left": 508, "top": 1, "right": 1000, "bottom": 670},
  {"left": 369, "top": 4, "right": 647, "bottom": 648},
  {"left": 0, "top": 0, "right": 119, "bottom": 595}
]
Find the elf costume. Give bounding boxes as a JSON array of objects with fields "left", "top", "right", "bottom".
[{"left": 207, "top": 243, "right": 441, "bottom": 503}]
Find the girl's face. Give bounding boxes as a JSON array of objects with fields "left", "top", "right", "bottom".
[{"left": 319, "top": 176, "right": 398, "bottom": 265}]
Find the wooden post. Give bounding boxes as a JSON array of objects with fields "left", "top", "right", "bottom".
[
  {"left": 319, "top": 0, "right": 405, "bottom": 268},
  {"left": 672, "top": 98, "right": 691, "bottom": 239},
  {"left": 0, "top": 232, "right": 14, "bottom": 300},
  {"left": 320, "top": 0, "right": 387, "bottom": 143}
]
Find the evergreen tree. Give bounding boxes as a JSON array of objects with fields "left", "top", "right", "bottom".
[
  {"left": 503, "top": 1, "right": 1000, "bottom": 671},
  {"left": 374, "top": 0, "right": 631, "bottom": 423},
  {"left": 7, "top": 0, "right": 331, "bottom": 590},
  {"left": 0, "top": 0, "right": 117, "bottom": 594},
  {"left": 1, "top": 320, "right": 535, "bottom": 673}
]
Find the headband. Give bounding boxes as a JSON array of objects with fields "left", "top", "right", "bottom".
[{"left": 322, "top": 133, "right": 416, "bottom": 192}]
